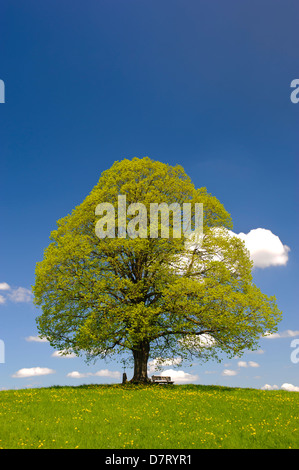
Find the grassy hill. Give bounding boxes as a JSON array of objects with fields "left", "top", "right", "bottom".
[{"left": 0, "top": 384, "right": 298, "bottom": 449}]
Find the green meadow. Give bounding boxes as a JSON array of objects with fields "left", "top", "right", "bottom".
[{"left": 0, "top": 384, "right": 298, "bottom": 449}]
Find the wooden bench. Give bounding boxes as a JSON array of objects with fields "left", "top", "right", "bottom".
[{"left": 151, "top": 375, "right": 174, "bottom": 385}]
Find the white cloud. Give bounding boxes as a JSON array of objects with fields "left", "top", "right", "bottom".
[
  {"left": 160, "top": 369, "right": 199, "bottom": 384},
  {"left": 52, "top": 350, "right": 76, "bottom": 358},
  {"left": 8, "top": 287, "right": 33, "bottom": 303},
  {"left": 196, "top": 334, "right": 216, "bottom": 347},
  {"left": 0, "top": 284, "right": 33, "bottom": 305},
  {"left": 12, "top": 367, "right": 55, "bottom": 378},
  {"left": 264, "top": 333, "right": 280, "bottom": 339},
  {"left": 261, "top": 384, "right": 279, "bottom": 390},
  {"left": 0, "top": 282, "right": 10, "bottom": 290},
  {"left": 248, "top": 361, "right": 260, "bottom": 368},
  {"left": 281, "top": 383, "right": 299, "bottom": 392},
  {"left": 177, "top": 227, "right": 289, "bottom": 278},
  {"left": 234, "top": 228, "right": 290, "bottom": 268},
  {"left": 262, "top": 329, "right": 299, "bottom": 339},
  {"left": 94, "top": 369, "right": 121, "bottom": 378},
  {"left": 148, "top": 357, "right": 182, "bottom": 372},
  {"left": 238, "top": 361, "right": 247, "bottom": 368},
  {"left": 261, "top": 383, "right": 299, "bottom": 392},
  {"left": 237, "top": 360, "right": 259, "bottom": 368},
  {"left": 67, "top": 371, "right": 87, "bottom": 379},
  {"left": 67, "top": 369, "right": 121, "bottom": 379},
  {"left": 25, "top": 335, "right": 48, "bottom": 343},
  {"left": 221, "top": 369, "right": 238, "bottom": 376},
  {"left": 179, "top": 334, "right": 216, "bottom": 350}
]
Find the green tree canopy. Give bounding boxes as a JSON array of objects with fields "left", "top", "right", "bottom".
[{"left": 33, "top": 157, "right": 281, "bottom": 382}]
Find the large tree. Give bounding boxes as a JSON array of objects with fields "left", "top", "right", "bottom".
[{"left": 33, "top": 157, "right": 281, "bottom": 382}]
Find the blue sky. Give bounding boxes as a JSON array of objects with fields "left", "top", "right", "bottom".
[{"left": 0, "top": 0, "right": 298, "bottom": 391}]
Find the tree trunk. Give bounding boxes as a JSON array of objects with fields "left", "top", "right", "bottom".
[{"left": 130, "top": 341, "right": 150, "bottom": 383}]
